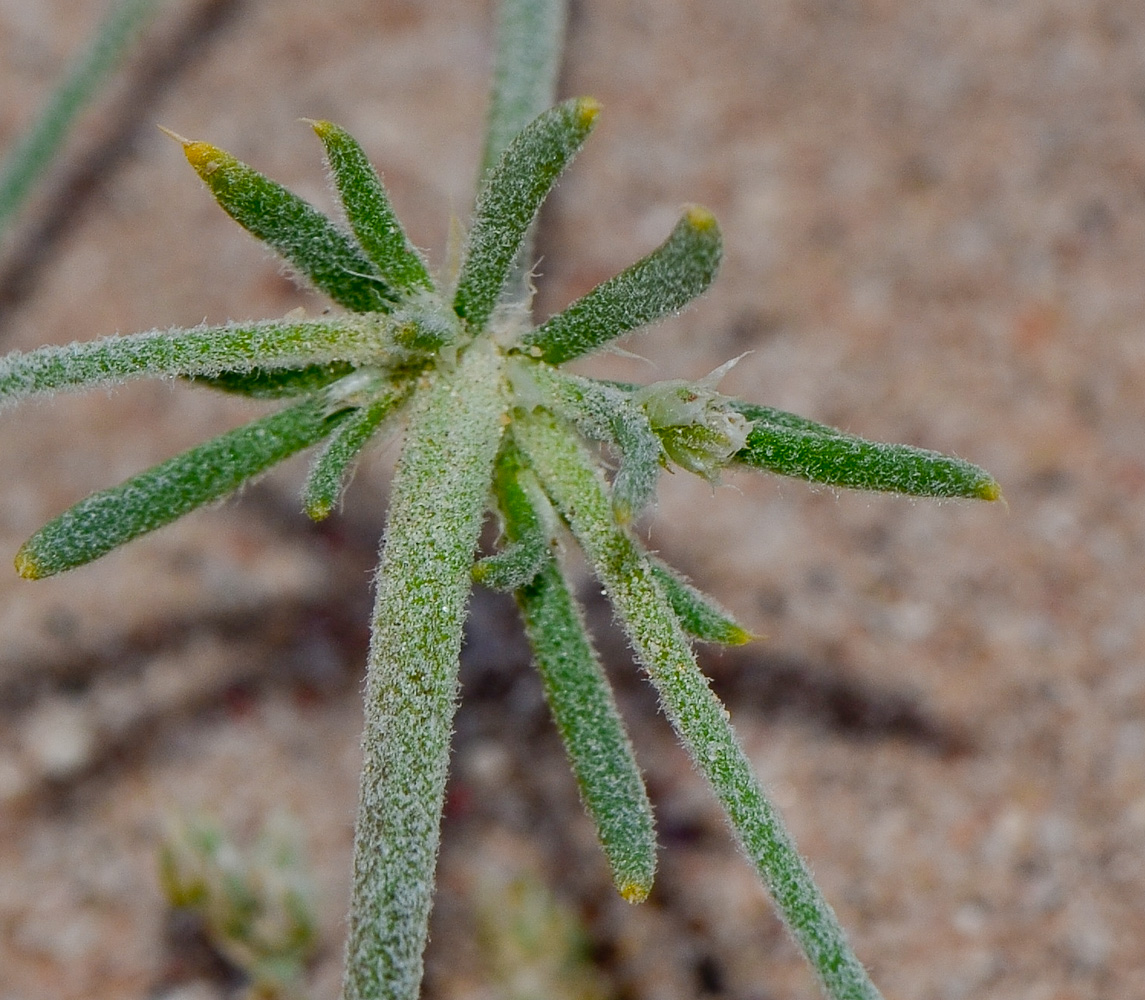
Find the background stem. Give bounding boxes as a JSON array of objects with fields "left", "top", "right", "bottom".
[
  {"left": 0, "top": 0, "right": 164, "bottom": 240},
  {"left": 480, "top": 0, "right": 568, "bottom": 305}
]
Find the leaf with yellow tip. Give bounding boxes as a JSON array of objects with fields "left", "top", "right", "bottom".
[
  {"left": 453, "top": 97, "right": 599, "bottom": 331},
  {"left": 17, "top": 397, "right": 347, "bottom": 578},
  {"left": 309, "top": 120, "right": 434, "bottom": 297},
  {"left": 303, "top": 388, "right": 405, "bottom": 521},
  {"left": 168, "top": 131, "right": 391, "bottom": 313},
  {"left": 732, "top": 401, "right": 1001, "bottom": 500},
  {"left": 521, "top": 206, "right": 723, "bottom": 364},
  {"left": 647, "top": 555, "right": 756, "bottom": 646},
  {"left": 517, "top": 547, "right": 658, "bottom": 904}
]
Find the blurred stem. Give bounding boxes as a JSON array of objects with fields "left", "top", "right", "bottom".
[
  {"left": 0, "top": 0, "right": 164, "bottom": 239},
  {"left": 480, "top": 0, "right": 568, "bottom": 305}
]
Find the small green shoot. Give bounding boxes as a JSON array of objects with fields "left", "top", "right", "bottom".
[{"left": 159, "top": 814, "right": 318, "bottom": 1000}]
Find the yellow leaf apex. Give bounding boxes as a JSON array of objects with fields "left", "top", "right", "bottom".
[
  {"left": 619, "top": 880, "right": 650, "bottom": 904},
  {"left": 181, "top": 140, "right": 231, "bottom": 176},
  {"left": 305, "top": 499, "right": 333, "bottom": 522},
  {"left": 574, "top": 96, "right": 602, "bottom": 127},
  {"left": 684, "top": 205, "right": 718, "bottom": 231},
  {"left": 727, "top": 625, "right": 762, "bottom": 646},
  {"left": 305, "top": 118, "right": 336, "bottom": 138},
  {"left": 14, "top": 547, "right": 43, "bottom": 580},
  {"left": 976, "top": 479, "right": 1003, "bottom": 502}
]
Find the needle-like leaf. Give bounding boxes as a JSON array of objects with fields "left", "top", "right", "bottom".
[
  {"left": 171, "top": 134, "right": 391, "bottom": 313},
  {"left": 514, "top": 408, "right": 884, "bottom": 1000},
  {"left": 732, "top": 401, "right": 1001, "bottom": 500},
  {"left": 520, "top": 207, "right": 722, "bottom": 364},
  {"left": 16, "top": 396, "right": 348, "bottom": 579},
  {"left": 453, "top": 98, "right": 599, "bottom": 331},
  {"left": 519, "top": 558, "right": 658, "bottom": 902},
  {"left": 647, "top": 555, "right": 755, "bottom": 646},
  {"left": 303, "top": 387, "right": 406, "bottom": 521},
  {"left": 310, "top": 120, "right": 434, "bottom": 296},
  {"left": 485, "top": 436, "right": 657, "bottom": 900},
  {"left": 0, "top": 317, "right": 390, "bottom": 406}
]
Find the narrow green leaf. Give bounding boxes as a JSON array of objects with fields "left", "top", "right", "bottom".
[
  {"left": 303, "top": 388, "right": 406, "bottom": 520},
  {"left": 173, "top": 135, "right": 391, "bottom": 313},
  {"left": 343, "top": 340, "right": 506, "bottom": 1000},
  {"left": 185, "top": 361, "right": 355, "bottom": 398},
  {"left": 519, "top": 559, "right": 658, "bottom": 902},
  {"left": 309, "top": 120, "right": 433, "bottom": 296},
  {"left": 473, "top": 438, "right": 555, "bottom": 591},
  {"left": 520, "top": 207, "right": 723, "bottom": 364},
  {"left": 16, "top": 397, "right": 346, "bottom": 579},
  {"left": 514, "top": 408, "right": 884, "bottom": 1000},
  {"left": 732, "top": 401, "right": 1001, "bottom": 500},
  {"left": 0, "top": 317, "right": 391, "bottom": 406},
  {"left": 479, "top": 432, "right": 656, "bottom": 899},
  {"left": 520, "top": 364, "right": 662, "bottom": 523},
  {"left": 453, "top": 97, "right": 599, "bottom": 332},
  {"left": 0, "top": 0, "right": 163, "bottom": 237},
  {"left": 600, "top": 386, "right": 1001, "bottom": 501},
  {"left": 647, "top": 556, "right": 755, "bottom": 646}
]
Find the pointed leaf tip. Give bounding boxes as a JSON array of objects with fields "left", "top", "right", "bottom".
[
  {"left": 575, "top": 96, "right": 601, "bottom": 127},
  {"left": 156, "top": 124, "right": 192, "bottom": 146},
  {"left": 14, "top": 547, "right": 43, "bottom": 580},
  {"left": 181, "top": 140, "right": 228, "bottom": 177},
  {"left": 977, "top": 479, "right": 1003, "bottom": 502},
  {"left": 684, "top": 204, "right": 717, "bottom": 231}
]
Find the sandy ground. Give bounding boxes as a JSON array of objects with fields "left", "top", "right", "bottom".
[{"left": 2, "top": 1, "right": 1145, "bottom": 998}]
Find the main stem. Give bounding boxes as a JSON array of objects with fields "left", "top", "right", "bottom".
[{"left": 341, "top": 341, "right": 506, "bottom": 1000}]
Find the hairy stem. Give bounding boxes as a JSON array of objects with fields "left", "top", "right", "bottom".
[{"left": 342, "top": 340, "right": 505, "bottom": 1000}]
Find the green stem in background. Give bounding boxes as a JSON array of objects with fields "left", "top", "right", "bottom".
[
  {"left": 0, "top": 0, "right": 164, "bottom": 239},
  {"left": 515, "top": 408, "right": 884, "bottom": 1000},
  {"left": 482, "top": 0, "right": 568, "bottom": 176},
  {"left": 481, "top": 0, "right": 568, "bottom": 306},
  {"left": 341, "top": 341, "right": 506, "bottom": 1000}
]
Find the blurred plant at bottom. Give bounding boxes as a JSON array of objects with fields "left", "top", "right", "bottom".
[
  {"left": 474, "top": 869, "right": 608, "bottom": 1000},
  {"left": 159, "top": 813, "right": 318, "bottom": 1000}
]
